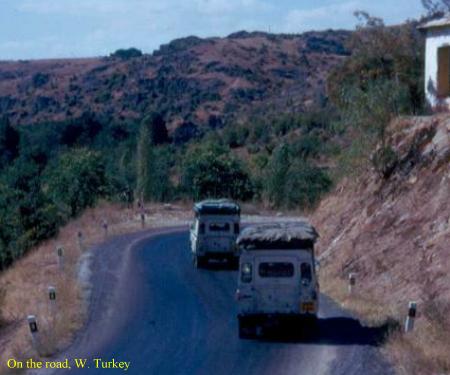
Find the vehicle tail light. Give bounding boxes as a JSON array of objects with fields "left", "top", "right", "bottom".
[{"left": 241, "top": 263, "right": 252, "bottom": 283}]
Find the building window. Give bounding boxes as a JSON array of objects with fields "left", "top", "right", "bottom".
[{"left": 437, "top": 46, "right": 450, "bottom": 98}]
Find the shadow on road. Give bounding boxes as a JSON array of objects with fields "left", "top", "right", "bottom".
[
  {"left": 260, "top": 317, "right": 398, "bottom": 346},
  {"left": 200, "top": 260, "right": 239, "bottom": 271}
]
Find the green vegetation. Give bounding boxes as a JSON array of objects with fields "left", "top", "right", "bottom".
[
  {"left": 181, "top": 142, "right": 253, "bottom": 201},
  {"left": 0, "top": 12, "right": 427, "bottom": 270},
  {"left": 110, "top": 48, "right": 143, "bottom": 60},
  {"left": 264, "top": 143, "right": 332, "bottom": 209},
  {"left": 136, "top": 118, "right": 154, "bottom": 202},
  {"left": 328, "top": 12, "right": 425, "bottom": 176},
  {"left": 43, "top": 149, "right": 107, "bottom": 217}
]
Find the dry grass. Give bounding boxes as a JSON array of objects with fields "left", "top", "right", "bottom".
[
  {"left": 386, "top": 300, "right": 450, "bottom": 375},
  {"left": 319, "top": 272, "right": 398, "bottom": 326},
  {"left": 0, "top": 201, "right": 192, "bottom": 374},
  {"left": 320, "top": 268, "right": 450, "bottom": 375}
]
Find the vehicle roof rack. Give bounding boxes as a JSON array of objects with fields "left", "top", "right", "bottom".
[
  {"left": 237, "top": 221, "right": 318, "bottom": 250},
  {"left": 194, "top": 199, "right": 241, "bottom": 215}
]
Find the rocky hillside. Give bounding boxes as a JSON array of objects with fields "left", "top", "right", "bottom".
[
  {"left": 0, "top": 30, "right": 350, "bottom": 132},
  {"left": 313, "top": 115, "right": 450, "bottom": 374}
]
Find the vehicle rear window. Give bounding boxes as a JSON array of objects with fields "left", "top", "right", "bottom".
[
  {"left": 209, "top": 223, "right": 230, "bottom": 232},
  {"left": 258, "top": 262, "right": 294, "bottom": 278}
]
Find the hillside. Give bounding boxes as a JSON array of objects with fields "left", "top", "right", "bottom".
[
  {"left": 0, "top": 30, "right": 350, "bottom": 133},
  {"left": 313, "top": 115, "right": 450, "bottom": 374}
]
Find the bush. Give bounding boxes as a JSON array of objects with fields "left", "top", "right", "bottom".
[
  {"left": 32, "top": 73, "right": 50, "bottom": 88},
  {"left": 110, "top": 48, "right": 143, "bottom": 60},
  {"left": 264, "top": 143, "right": 332, "bottom": 208},
  {"left": 284, "top": 162, "right": 333, "bottom": 208},
  {"left": 181, "top": 142, "right": 253, "bottom": 200},
  {"left": 371, "top": 145, "right": 398, "bottom": 179},
  {"left": 0, "top": 118, "right": 20, "bottom": 168},
  {"left": 43, "top": 149, "right": 107, "bottom": 217}
]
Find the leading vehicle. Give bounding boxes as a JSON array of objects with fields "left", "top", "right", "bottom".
[{"left": 190, "top": 199, "right": 241, "bottom": 268}]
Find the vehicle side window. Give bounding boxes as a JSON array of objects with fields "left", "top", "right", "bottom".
[
  {"left": 234, "top": 223, "right": 240, "bottom": 235},
  {"left": 199, "top": 223, "right": 205, "bottom": 234},
  {"left": 300, "top": 263, "right": 312, "bottom": 284},
  {"left": 209, "top": 223, "right": 230, "bottom": 232},
  {"left": 241, "top": 263, "right": 252, "bottom": 283}
]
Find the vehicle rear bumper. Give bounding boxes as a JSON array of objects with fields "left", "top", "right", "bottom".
[{"left": 201, "top": 251, "right": 238, "bottom": 259}]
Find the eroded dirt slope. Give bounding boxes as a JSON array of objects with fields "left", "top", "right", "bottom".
[{"left": 312, "top": 115, "right": 450, "bottom": 374}]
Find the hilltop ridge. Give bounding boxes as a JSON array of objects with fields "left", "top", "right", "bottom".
[{"left": 0, "top": 30, "right": 350, "bottom": 132}]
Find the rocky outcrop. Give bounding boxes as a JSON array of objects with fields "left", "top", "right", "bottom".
[{"left": 313, "top": 115, "right": 450, "bottom": 312}]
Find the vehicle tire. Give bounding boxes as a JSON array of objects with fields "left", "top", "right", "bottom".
[{"left": 238, "top": 316, "right": 254, "bottom": 339}]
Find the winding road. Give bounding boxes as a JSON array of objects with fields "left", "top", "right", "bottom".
[{"left": 59, "top": 229, "right": 394, "bottom": 375}]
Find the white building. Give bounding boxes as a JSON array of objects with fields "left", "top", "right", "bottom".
[{"left": 420, "top": 16, "right": 450, "bottom": 110}]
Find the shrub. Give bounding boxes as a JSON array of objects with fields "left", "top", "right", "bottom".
[
  {"left": 264, "top": 143, "right": 332, "bottom": 208},
  {"left": 32, "top": 73, "right": 50, "bottom": 88},
  {"left": 371, "top": 145, "right": 399, "bottom": 179},
  {"left": 110, "top": 48, "right": 143, "bottom": 60},
  {"left": 181, "top": 142, "right": 253, "bottom": 200},
  {"left": 43, "top": 149, "right": 107, "bottom": 217}
]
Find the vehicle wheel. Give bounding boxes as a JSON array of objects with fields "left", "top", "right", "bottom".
[
  {"left": 194, "top": 255, "right": 208, "bottom": 268},
  {"left": 238, "top": 316, "right": 254, "bottom": 339}
]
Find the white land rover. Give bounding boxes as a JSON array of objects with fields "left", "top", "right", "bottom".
[
  {"left": 190, "top": 199, "right": 241, "bottom": 268},
  {"left": 235, "top": 221, "right": 319, "bottom": 338}
]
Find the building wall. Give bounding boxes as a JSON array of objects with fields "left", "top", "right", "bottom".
[{"left": 425, "top": 28, "right": 450, "bottom": 109}]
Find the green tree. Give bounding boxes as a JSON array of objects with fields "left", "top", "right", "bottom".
[
  {"left": 328, "top": 12, "right": 423, "bottom": 176},
  {"left": 284, "top": 162, "right": 332, "bottom": 209},
  {"left": 110, "top": 48, "right": 143, "bottom": 60},
  {"left": 136, "top": 119, "right": 154, "bottom": 201},
  {"left": 44, "top": 149, "right": 107, "bottom": 217},
  {"left": 0, "top": 118, "right": 20, "bottom": 169},
  {"left": 181, "top": 142, "right": 253, "bottom": 200},
  {"left": 0, "top": 183, "right": 22, "bottom": 268},
  {"left": 265, "top": 144, "right": 290, "bottom": 206},
  {"left": 328, "top": 12, "right": 424, "bottom": 115},
  {"left": 264, "top": 143, "right": 332, "bottom": 208},
  {"left": 422, "top": 0, "right": 450, "bottom": 14}
]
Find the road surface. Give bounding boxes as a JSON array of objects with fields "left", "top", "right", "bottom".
[{"left": 59, "top": 229, "right": 393, "bottom": 375}]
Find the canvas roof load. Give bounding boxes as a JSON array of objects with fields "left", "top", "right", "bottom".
[
  {"left": 194, "top": 199, "right": 241, "bottom": 215},
  {"left": 237, "top": 221, "right": 319, "bottom": 250}
]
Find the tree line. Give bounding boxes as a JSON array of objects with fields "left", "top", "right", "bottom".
[{"left": 0, "top": 4, "right": 435, "bottom": 269}]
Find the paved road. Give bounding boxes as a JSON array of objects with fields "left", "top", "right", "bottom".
[{"left": 62, "top": 230, "right": 393, "bottom": 375}]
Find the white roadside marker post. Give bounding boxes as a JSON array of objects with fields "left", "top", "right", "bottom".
[
  {"left": 140, "top": 206, "right": 146, "bottom": 228},
  {"left": 27, "top": 315, "right": 40, "bottom": 353},
  {"left": 56, "top": 246, "right": 64, "bottom": 271},
  {"left": 77, "top": 231, "right": 84, "bottom": 251},
  {"left": 48, "top": 286, "right": 57, "bottom": 319},
  {"left": 348, "top": 273, "right": 356, "bottom": 295},
  {"left": 102, "top": 219, "right": 108, "bottom": 238},
  {"left": 405, "top": 301, "right": 417, "bottom": 333}
]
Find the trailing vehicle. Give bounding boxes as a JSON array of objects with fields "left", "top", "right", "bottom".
[
  {"left": 189, "top": 199, "right": 241, "bottom": 268},
  {"left": 235, "top": 221, "right": 319, "bottom": 338}
]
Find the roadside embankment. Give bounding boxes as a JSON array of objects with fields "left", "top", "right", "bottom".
[{"left": 312, "top": 115, "right": 450, "bottom": 374}]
